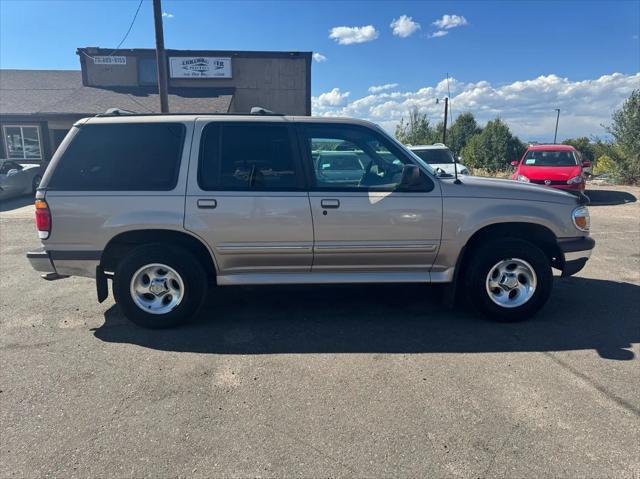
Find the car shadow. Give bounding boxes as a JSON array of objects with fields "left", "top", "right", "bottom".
[
  {"left": 586, "top": 189, "right": 637, "bottom": 206},
  {"left": 93, "top": 277, "right": 639, "bottom": 361},
  {"left": 0, "top": 194, "right": 34, "bottom": 212}
]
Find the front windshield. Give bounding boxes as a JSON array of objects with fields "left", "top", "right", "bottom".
[
  {"left": 411, "top": 149, "right": 455, "bottom": 165},
  {"left": 523, "top": 150, "right": 578, "bottom": 167}
]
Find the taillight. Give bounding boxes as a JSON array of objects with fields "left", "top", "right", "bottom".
[{"left": 34, "top": 199, "right": 51, "bottom": 239}]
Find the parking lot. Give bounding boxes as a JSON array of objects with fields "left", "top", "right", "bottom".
[{"left": 0, "top": 185, "right": 638, "bottom": 478}]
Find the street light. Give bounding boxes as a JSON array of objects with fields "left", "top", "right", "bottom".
[
  {"left": 553, "top": 109, "right": 560, "bottom": 144},
  {"left": 436, "top": 97, "right": 449, "bottom": 144}
]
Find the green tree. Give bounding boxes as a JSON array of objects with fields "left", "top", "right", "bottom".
[
  {"left": 395, "top": 108, "right": 435, "bottom": 145},
  {"left": 606, "top": 89, "right": 640, "bottom": 184},
  {"left": 461, "top": 118, "right": 525, "bottom": 173},
  {"left": 431, "top": 121, "right": 445, "bottom": 145},
  {"left": 562, "top": 137, "right": 595, "bottom": 163},
  {"left": 448, "top": 112, "right": 480, "bottom": 156}
]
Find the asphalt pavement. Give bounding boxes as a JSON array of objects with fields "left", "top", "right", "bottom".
[{"left": 1, "top": 185, "right": 638, "bottom": 478}]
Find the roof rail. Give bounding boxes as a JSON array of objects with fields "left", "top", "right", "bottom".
[
  {"left": 96, "top": 108, "right": 137, "bottom": 117},
  {"left": 250, "top": 106, "right": 284, "bottom": 116}
]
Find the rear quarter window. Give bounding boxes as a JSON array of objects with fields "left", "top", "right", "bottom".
[{"left": 47, "top": 123, "right": 185, "bottom": 191}]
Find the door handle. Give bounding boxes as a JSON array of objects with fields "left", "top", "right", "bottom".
[
  {"left": 197, "top": 199, "right": 217, "bottom": 209},
  {"left": 321, "top": 199, "right": 340, "bottom": 209}
]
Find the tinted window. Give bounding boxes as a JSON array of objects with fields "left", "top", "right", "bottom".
[
  {"left": 199, "top": 123, "right": 299, "bottom": 190},
  {"left": 48, "top": 123, "right": 185, "bottom": 191},
  {"left": 524, "top": 150, "right": 578, "bottom": 166},
  {"left": 411, "top": 149, "right": 455, "bottom": 164},
  {"left": 302, "top": 124, "right": 425, "bottom": 191}
]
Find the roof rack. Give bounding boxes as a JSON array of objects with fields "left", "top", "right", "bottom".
[{"left": 95, "top": 106, "right": 285, "bottom": 117}]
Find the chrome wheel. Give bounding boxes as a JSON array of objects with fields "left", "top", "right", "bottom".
[
  {"left": 129, "top": 263, "right": 184, "bottom": 315},
  {"left": 485, "top": 258, "right": 537, "bottom": 308}
]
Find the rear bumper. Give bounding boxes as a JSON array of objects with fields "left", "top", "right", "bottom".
[
  {"left": 26, "top": 249, "right": 101, "bottom": 278},
  {"left": 558, "top": 237, "right": 595, "bottom": 277},
  {"left": 26, "top": 248, "right": 57, "bottom": 274}
]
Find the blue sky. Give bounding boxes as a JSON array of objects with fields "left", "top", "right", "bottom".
[{"left": 1, "top": 0, "right": 639, "bottom": 140}]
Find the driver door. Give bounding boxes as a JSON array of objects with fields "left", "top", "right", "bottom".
[{"left": 297, "top": 123, "right": 442, "bottom": 273}]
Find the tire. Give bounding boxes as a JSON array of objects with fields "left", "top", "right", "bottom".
[
  {"left": 32, "top": 174, "right": 42, "bottom": 194},
  {"left": 113, "top": 244, "right": 207, "bottom": 329},
  {"left": 465, "top": 238, "right": 552, "bottom": 322}
]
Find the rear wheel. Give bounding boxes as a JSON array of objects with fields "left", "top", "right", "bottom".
[
  {"left": 31, "top": 174, "right": 42, "bottom": 194},
  {"left": 113, "top": 244, "right": 207, "bottom": 329},
  {"left": 465, "top": 238, "right": 552, "bottom": 321}
]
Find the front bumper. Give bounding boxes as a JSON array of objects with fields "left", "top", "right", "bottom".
[
  {"left": 550, "top": 182, "right": 585, "bottom": 191},
  {"left": 558, "top": 237, "right": 595, "bottom": 277}
]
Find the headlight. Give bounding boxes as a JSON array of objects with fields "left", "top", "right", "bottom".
[
  {"left": 567, "top": 175, "right": 583, "bottom": 185},
  {"left": 516, "top": 174, "right": 530, "bottom": 183},
  {"left": 572, "top": 206, "right": 590, "bottom": 232},
  {"left": 460, "top": 169, "right": 469, "bottom": 175}
]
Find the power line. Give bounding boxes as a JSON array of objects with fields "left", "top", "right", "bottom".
[{"left": 79, "top": 0, "right": 145, "bottom": 61}]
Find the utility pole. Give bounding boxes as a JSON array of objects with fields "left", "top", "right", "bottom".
[
  {"left": 553, "top": 108, "right": 560, "bottom": 144},
  {"left": 153, "top": 0, "right": 169, "bottom": 113},
  {"left": 442, "top": 97, "right": 448, "bottom": 144}
]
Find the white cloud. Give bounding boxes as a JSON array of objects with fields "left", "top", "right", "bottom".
[
  {"left": 390, "top": 15, "right": 421, "bottom": 38},
  {"left": 311, "top": 73, "right": 640, "bottom": 141},
  {"left": 162, "top": 12, "right": 174, "bottom": 18},
  {"left": 329, "top": 25, "right": 379, "bottom": 45},
  {"left": 369, "top": 83, "right": 399, "bottom": 93},
  {"left": 429, "top": 30, "right": 448, "bottom": 38},
  {"left": 432, "top": 14, "right": 468, "bottom": 30},
  {"left": 313, "top": 52, "right": 327, "bottom": 63},
  {"left": 312, "top": 88, "right": 351, "bottom": 107}
]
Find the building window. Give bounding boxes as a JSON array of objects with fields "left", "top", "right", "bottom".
[
  {"left": 138, "top": 58, "right": 158, "bottom": 85},
  {"left": 2, "top": 125, "right": 42, "bottom": 159}
]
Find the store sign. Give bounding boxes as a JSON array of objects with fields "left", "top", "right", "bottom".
[
  {"left": 169, "top": 57, "right": 232, "bottom": 78},
  {"left": 93, "top": 56, "right": 127, "bottom": 65}
]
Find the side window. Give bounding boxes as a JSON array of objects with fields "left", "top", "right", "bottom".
[
  {"left": 48, "top": 123, "right": 185, "bottom": 191},
  {"left": 199, "top": 123, "right": 299, "bottom": 191},
  {"left": 301, "top": 125, "right": 422, "bottom": 191}
]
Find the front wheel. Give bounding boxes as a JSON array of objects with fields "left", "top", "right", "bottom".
[
  {"left": 113, "top": 244, "right": 207, "bottom": 329},
  {"left": 465, "top": 238, "right": 552, "bottom": 321}
]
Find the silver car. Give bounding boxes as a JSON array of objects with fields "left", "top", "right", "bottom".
[
  {"left": 27, "top": 113, "right": 594, "bottom": 328},
  {"left": 0, "top": 159, "right": 43, "bottom": 200}
]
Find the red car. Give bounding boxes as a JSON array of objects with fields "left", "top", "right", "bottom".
[{"left": 511, "top": 144, "right": 590, "bottom": 192}]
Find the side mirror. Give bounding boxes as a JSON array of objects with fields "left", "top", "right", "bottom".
[
  {"left": 582, "top": 160, "right": 591, "bottom": 168},
  {"left": 6, "top": 169, "right": 19, "bottom": 176},
  {"left": 400, "top": 164, "right": 427, "bottom": 190},
  {"left": 510, "top": 161, "right": 519, "bottom": 167}
]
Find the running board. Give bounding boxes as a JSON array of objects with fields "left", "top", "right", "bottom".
[{"left": 217, "top": 271, "right": 436, "bottom": 286}]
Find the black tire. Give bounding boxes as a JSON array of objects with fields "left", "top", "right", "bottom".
[
  {"left": 32, "top": 174, "right": 42, "bottom": 194},
  {"left": 113, "top": 244, "right": 207, "bottom": 329},
  {"left": 465, "top": 238, "right": 552, "bottom": 322}
]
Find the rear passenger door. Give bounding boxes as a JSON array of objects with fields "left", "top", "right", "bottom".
[{"left": 184, "top": 119, "right": 313, "bottom": 278}]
